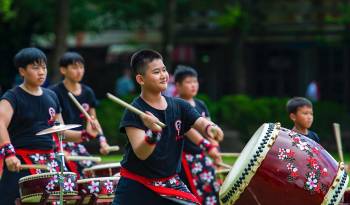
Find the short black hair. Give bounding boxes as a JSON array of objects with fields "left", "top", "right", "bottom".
[
  {"left": 130, "top": 49, "right": 163, "bottom": 75},
  {"left": 59, "top": 52, "right": 85, "bottom": 67},
  {"left": 14, "top": 47, "right": 47, "bottom": 69},
  {"left": 286, "top": 97, "right": 313, "bottom": 114},
  {"left": 174, "top": 65, "right": 198, "bottom": 83}
]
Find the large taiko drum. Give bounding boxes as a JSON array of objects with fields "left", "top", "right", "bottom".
[
  {"left": 220, "top": 123, "right": 349, "bottom": 205},
  {"left": 83, "top": 163, "right": 121, "bottom": 178},
  {"left": 340, "top": 188, "right": 350, "bottom": 204},
  {"left": 18, "top": 172, "right": 78, "bottom": 203},
  {"left": 77, "top": 176, "right": 120, "bottom": 204}
]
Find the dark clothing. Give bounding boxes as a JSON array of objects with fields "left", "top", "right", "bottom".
[
  {"left": 306, "top": 130, "right": 320, "bottom": 143},
  {"left": 0, "top": 165, "right": 30, "bottom": 205},
  {"left": 0, "top": 86, "right": 62, "bottom": 204},
  {"left": 183, "top": 99, "right": 210, "bottom": 154},
  {"left": 116, "top": 95, "right": 201, "bottom": 205},
  {"left": 49, "top": 82, "right": 97, "bottom": 130},
  {"left": 1, "top": 86, "right": 60, "bottom": 150},
  {"left": 49, "top": 82, "right": 98, "bottom": 176},
  {"left": 119, "top": 96, "right": 200, "bottom": 178}
]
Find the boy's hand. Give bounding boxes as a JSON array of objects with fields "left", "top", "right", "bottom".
[
  {"left": 208, "top": 147, "right": 222, "bottom": 164},
  {"left": 99, "top": 141, "right": 110, "bottom": 155},
  {"left": 208, "top": 125, "right": 224, "bottom": 142},
  {"left": 140, "top": 111, "right": 162, "bottom": 132},
  {"left": 86, "top": 116, "right": 100, "bottom": 138},
  {"left": 5, "top": 156, "right": 21, "bottom": 172}
]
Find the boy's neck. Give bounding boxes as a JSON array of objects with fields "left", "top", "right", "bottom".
[
  {"left": 180, "top": 95, "right": 195, "bottom": 106},
  {"left": 140, "top": 90, "right": 167, "bottom": 110},
  {"left": 63, "top": 79, "right": 81, "bottom": 95},
  {"left": 292, "top": 125, "right": 308, "bottom": 135},
  {"left": 20, "top": 83, "right": 42, "bottom": 96}
]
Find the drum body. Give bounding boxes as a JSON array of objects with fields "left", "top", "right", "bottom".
[
  {"left": 19, "top": 172, "right": 78, "bottom": 203},
  {"left": 220, "top": 123, "right": 349, "bottom": 205},
  {"left": 77, "top": 176, "right": 120, "bottom": 204},
  {"left": 83, "top": 163, "right": 121, "bottom": 178}
]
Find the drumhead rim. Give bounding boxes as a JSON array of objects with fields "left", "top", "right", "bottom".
[
  {"left": 321, "top": 163, "right": 349, "bottom": 205},
  {"left": 219, "top": 123, "right": 279, "bottom": 205},
  {"left": 19, "top": 172, "right": 77, "bottom": 183},
  {"left": 77, "top": 176, "right": 120, "bottom": 183},
  {"left": 83, "top": 163, "right": 121, "bottom": 172}
]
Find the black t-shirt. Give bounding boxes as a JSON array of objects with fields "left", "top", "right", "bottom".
[
  {"left": 183, "top": 99, "right": 210, "bottom": 154},
  {"left": 49, "top": 82, "right": 97, "bottom": 130},
  {"left": 306, "top": 130, "right": 320, "bottom": 143},
  {"left": 1, "top": 86, "right": 61, "bottom": 150},
  {"left": 119, "top": 96, "right": 201, "bottom": 178}
]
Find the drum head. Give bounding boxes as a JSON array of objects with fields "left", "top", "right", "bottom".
[{"left": 220, "top": 123, "right": 277, "bottom": 204}]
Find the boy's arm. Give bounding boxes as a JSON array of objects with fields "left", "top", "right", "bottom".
[
  {"left": 124, "top": 111, "right": 163, "bottom": 160},
  {"left": 125, "top": 127, "right": 158, "bottom": 160},
  {"left": 54, "top": 113, "right": 99, "bottom": 143},
  {"left": 185, "top": 128, "right": 222, "bottom": 163},
  {"left": 0, "top": 100, "right": 21, "bottom": 172},
  {"left": 88, "top": 107, "right": 110, "bottom": 155},
  {"left": 192, "top": 117, "right": 224, "bottom": 142}
]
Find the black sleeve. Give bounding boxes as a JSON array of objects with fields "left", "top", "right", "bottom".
[
  {"left": 197, "top": 99, "right": 210, "bottom": 118},
  {"left": 119, "top": 108, "right": 147, "bottom": 134},
  {"left": 1, "top": 90, "right": 16, "bottom": 111},
  {"left": 178, "top": 98, "right": 201, "bottom": 133},
  {"left": 311, "top": 131, "right": 320, "bottom": 143},
  {"left": 47, "top": 89, "right": 62, "bottom": 114}
]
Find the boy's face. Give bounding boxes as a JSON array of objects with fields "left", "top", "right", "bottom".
[
  {"left": 60, "top": 62, "right": 85, "bottom": 83},
  {"left": 290, "top": 105, "right": 314, "bottom": 129},
  {"left": 176, "top": 76, "right": 199, "bottom": 98},
  {"left": 19, "top": 61, "right": 47, "bottom": 87},
  {"left": 138, "top": 59, "right": 169, "bottom": 92}
]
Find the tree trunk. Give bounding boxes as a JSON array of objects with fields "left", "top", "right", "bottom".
[
  {"left": 48, "top": 0, "right": 70, "bottom": 83},
  {"left": 161, "top": 0, "right": 176, "bottom": 71}
]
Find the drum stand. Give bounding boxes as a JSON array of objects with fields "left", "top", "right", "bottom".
[{"left": 57, "top": 128, "right": 66, "bottom": 205}]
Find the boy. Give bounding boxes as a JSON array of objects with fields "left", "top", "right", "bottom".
[
  {"left": 0, "top": 48, "right": 99, "bottom": 204},
  {"left": 113, "top": 49, "right": 223, "bottom": 205},
  {"left": 174, "top": 65, "right": 222, "bottom": 205},
  {"left": 286, "top": 97, "right": 320, "bottom": 143},
  {"left": 50, "top": 51, "right": 110, "bottom": 178}
]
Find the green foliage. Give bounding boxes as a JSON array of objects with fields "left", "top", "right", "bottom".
[
  {"left": 0, "top": 0, "right": 15, "bottom": 21},
  {"left": 216, "top": 4, "right": 244, "bottom": 29}
]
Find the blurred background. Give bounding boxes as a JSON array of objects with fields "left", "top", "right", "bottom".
[{"left": 1, "top": 0, "right": 350, "bottom": 155}]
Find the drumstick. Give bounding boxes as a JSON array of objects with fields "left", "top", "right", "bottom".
[
  {"left": 67, "top": 156, "right": 102, "bottom": 162},
  {"left": 333, "top": 123, "right": 345, "bottom": 162},
  {"left": 19, "top": 164, "right": 49, "bottom": 170},
  {"left": 106, "top": 93, "right": 166, "bottom": 128},
  {"left": 106, "top": 145, "right": 120, "bottom": 152},
  {"left": 68, "top": 92, "right": 106, "bottom": 135},
  {"left": 68, "top": 92, "right": 93, "bottom": 122},
  {"left": 216, "top": 162, "right": 232, "bottom": 169},
  {"left": 219, "top": 152, "right": 240, "bottom": 157},
  {"left": 216, "top": 168, "right": 230, "bottom": 174}
]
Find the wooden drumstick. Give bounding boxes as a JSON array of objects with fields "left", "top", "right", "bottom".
[
  {"left": 219, "top": 152, "right": 240, "bottom": 157},
  {"left": 106, "top": 93, "right": 166, "bottom": 128},
  {"left": 106, "top": 145, "right": 120, "bottom": 152},
  {"left": 216, "top": 162, "right": 232, "bottom": 169},
  {"left": 216, "top": 168, "right": 230, "bottom": 174},
  {"left": 333, "top": 123, "right": 345, "bottom": 162},
  {"left": 68, "top": 92, "right": 106, "bottom": 135},
  {"left": 19, "top": 164, "right": 49, "bottom": 171},
  {"left": 67, "top": 156, "right": 102, "bottom": 162}
]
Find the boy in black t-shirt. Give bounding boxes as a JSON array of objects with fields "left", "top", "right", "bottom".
[
  {"left": 50, "top": 52, "right": 110, "bottom": 177},
  {"left": 112, "top": 49, "right": 223, "bottom": 205},
  {"left": 175, "top": 65, "right": 222, "bottom": 205},
  {"left": 286, "top": 97, "right": 320, "bottom": 143},
  {"left": 0, "top": 48, "right": 99, "bottom": 204}
]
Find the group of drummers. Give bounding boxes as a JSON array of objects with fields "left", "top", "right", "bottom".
[{"left": 0, "top": 47, "right": 344, "bottom": 205}]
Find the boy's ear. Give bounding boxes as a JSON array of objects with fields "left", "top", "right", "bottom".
[
  {"left": 60, "top": 67, "right": 66, "bottom": 75},
  {"left": 18, "top": 67, "right": 25, "bottom": 77},
  {"left": 135, "top": 74, "right": 144, "bottom": 85},
  {"left": 175, "top": 82, "right": 181, "bottom": 90},
  {"left": 289, "top": 113, "right": 296, "bottom": 122}
]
